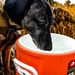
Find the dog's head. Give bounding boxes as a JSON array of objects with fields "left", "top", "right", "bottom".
[{"left": 22, "top": 0, "right": 54, "bottom": 51}]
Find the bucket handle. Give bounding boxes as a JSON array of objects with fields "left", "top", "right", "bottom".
[{"left": 13, "top": 58, "right": 38, "bottom": 75}]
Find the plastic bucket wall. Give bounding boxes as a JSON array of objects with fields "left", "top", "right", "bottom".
[{"left": 15, "top": 33, "right": 75, "bottom": 75}]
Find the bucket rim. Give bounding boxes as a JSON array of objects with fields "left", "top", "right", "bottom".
[{"left": 17, "top": 33, "right": 75, "bottom": 55}]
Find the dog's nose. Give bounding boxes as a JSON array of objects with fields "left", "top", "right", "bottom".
[{"left": 45, "top": 45, "right": 52, "bottom": 51}]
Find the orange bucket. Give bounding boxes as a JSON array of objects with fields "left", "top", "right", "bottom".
[{"left": 14, "top": 33, "right": 75, "bottom": 75}]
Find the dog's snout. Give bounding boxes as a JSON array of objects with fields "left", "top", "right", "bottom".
[{"left": 45, "top": 45, "right": 52, "bottom": 51}]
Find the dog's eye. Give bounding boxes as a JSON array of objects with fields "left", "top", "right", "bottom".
[
  {"left": 33, "top": 18, "right": 45, "bottom": 25},
  {"left": 38, "top": 20, "right": 45, "bottom": 25}
]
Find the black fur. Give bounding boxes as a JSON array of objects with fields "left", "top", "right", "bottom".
[{"left": 22, "top": 0, "right": 54, "bottom": 51}]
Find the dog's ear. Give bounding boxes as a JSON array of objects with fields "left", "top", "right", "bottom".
[
  {"left": 45, "top": 1, "right": 54, "bottom": 25},
  {"left": 41, "top": 0, "right": 54, "bottom": 25}
]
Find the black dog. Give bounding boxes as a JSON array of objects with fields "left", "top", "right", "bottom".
[{"left": 4, "top": 0, "right": 54, "bottom": 51}]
